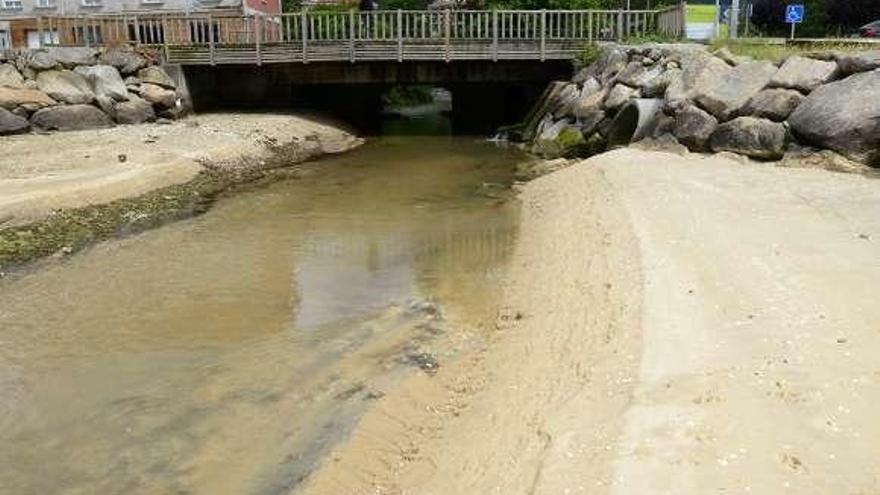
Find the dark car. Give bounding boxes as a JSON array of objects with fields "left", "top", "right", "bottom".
[{"left": 860, "top": 20, "right": 880, "bottom": 37}]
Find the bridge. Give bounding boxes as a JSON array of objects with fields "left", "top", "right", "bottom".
[{"left": 34, "top": 6, "right": 685, "bottom": 66}]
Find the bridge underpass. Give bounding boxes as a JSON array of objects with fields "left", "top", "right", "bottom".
[{"left": 181, "top": 59, "right": 573, "bottom": 133}]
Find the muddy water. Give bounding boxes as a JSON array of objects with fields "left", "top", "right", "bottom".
[{"left": 0, "top": 134, "right": 527, "bottom": 494}]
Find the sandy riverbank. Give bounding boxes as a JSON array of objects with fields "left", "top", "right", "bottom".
[
  {"left": 0, "top": 113, "right": 362, "bottom": 227},
  {"left": 297, "top": 148, "right": 880, "bottom": 494},
  {"left": 0, "top": 113, "right": 362, "bottom": 269}
]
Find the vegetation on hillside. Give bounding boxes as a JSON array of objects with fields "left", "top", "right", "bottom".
[{"left": 749, "top": 0, "right": 879, "bottom": 38}]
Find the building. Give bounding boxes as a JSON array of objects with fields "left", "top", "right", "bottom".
[{"left": 0, "top": 0, "right": 281, "bottom": 48}]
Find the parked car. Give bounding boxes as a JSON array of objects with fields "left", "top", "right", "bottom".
[{"left": 860, "top": 20, "right": 880, "bottom": 37}]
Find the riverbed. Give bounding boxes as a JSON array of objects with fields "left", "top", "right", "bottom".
[{"left": 0, "top": 133, "right": 529, "bottom": 494}]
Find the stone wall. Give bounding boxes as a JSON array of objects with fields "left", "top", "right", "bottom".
[
  {"left": 0, "top": 46, "right": 189, "bottom": 136},
  {"left": 527, "top": 44, "right": 880, "bottom": 168}
]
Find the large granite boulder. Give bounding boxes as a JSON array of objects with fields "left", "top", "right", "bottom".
[
  {"left": 0, "top": 63, "right": 23, "bottom": 89},
  {"left": 835, "top": 51, "right": 880, "bottom": 75},
  {"left": 643, "top": 68, "right": 679, "bottom": 98},
  {"left": 574, "top": 47, "right": 628, "bottom": 85},
  {"left": 0, "top": 107, "right": 30, "bottom": 135},
  {"left": 695, "top": 60, "right": 777, "bottom": 120},
  {"left": 36, "top": 70, "right": 94, "bottom": 104},
  {"left": 99, "top": 46, "right": 148, "bottom": 75},
  {"left": 709, "top": 116, "right": 786, "bottom": 160},
  {"left": 27, "top": 50, "right": 57, "bottom": 71},
  {"left": 30, "top": 104, "right": 113, "bottom": 131},
  {"left": 665, "top": 51, "right": 731, "bottom": 107},
  {"left": 673, "top": 104, "right": 718, "bottom": 151},
  {"left": 136, "top": 66, "right": 175, "bottom": 90},
  {"left": 739, "top": 88, "right": 804, "bottom": 121},
  {"left": 47, "top": 47, "right": 98, "bottom": 68},
  {"left": 113, "top": 95, "right": 155, "bottom": 124},
  {"left": 550, "top": 83, "right": 580, "bottom": 116},
  {"left": 769, "top": 56, "right": 837, "bottom": 93},
  {"left": 617, "top": 61, "right": 664, "bottom": 89},
  {"left": 0, "top": 86, "right": 56, "bottom": 110},
  {"left": 604, "top": 83, "right": 639, "bottom": 110},
  {"left": 74, "top": 65, "right": 128, "bottom": 101},
  {"left": 571, "top": 87, "right": 607, "bottom": 119},
  {"left": 788, "top": 69, "right": 880, "bottom": 165}
]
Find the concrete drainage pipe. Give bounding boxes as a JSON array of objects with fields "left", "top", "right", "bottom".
[{"left": 607, "top": 98, "right": 665, "bottom": 148}]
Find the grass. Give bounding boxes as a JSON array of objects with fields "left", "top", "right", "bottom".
[
  {"left": 687, "top": 4, "right": 717, "bottom": 24},
  {"left": 710, "top": 38, "right": 877, "bottom": 63}
]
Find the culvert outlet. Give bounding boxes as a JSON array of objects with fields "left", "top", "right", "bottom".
[{"left": 607, "top": 98, "right": 664, "bottom": 147}]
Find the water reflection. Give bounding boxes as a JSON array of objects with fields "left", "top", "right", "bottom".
[{"left": 0, "top": 133, "right": 527, "bottom": 494}]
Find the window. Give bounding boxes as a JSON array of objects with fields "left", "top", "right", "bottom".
[
  {"left": 0, "top": 30, "right": 10, "bottom": 49},
  {"left": 189, "top": 20, "right": 220, "bottom": 43},
  {"left": 72, "top": 25, "right": 103, "bottom": 44},
  {"left": 35, "top": 0, "right": 56, "bottom": 8},
  {"left": 81, "top": 0, "right": 102, "bottom": 6},
  {"left": 128, "top": 23, "right": 164, "bottom": 44},
  {"left": 1, "top": 0, "right": 22, "bottom": 10}
]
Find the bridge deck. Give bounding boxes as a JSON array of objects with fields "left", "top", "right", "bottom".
[{"left": 33, "top": 7, "right": 686, "bottom": 65}]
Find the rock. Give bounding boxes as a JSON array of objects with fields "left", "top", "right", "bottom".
[
  {"left": 618, "top": 62, "right": 665, "bottom": 90},
  {"left": 23, "top": 80, "right": 37, "bottom": 90},
  {"left": 0, "top": 107, "right": 29, "bottom": 135},
  {"left": 788, "top": 70, "right": 880, "bottom": 166},
  {"left": 30, "top": 104, "right": 113, "bottom": 131},
  {"left": 74, "top": 65, "right": 128, "bottom": 101},
  {"left": 113, "top": 95, "right": 155, "bottom": 124},
  {"left": 709, "top": 116, "right": 786, "bottom": 159},
  {"left": 574, "top": 47, "right": 628, "bottom": 85},
  {"left": 35, "top": 70, "right": 94, "bottom": 105},
  {"left": 604, "top": 84, "right": 639, "bottom": 110},
  {"left": 571, "top": 88, "right": 607, "bottom": 119},
  {"left": 779, "top": 146, "right": 870, "bottom": 174},
  {"left": 138, "top": 83, "right": 177, "bottom": 108},
  {"left": 770, "top": 56, "right": 837, "bottom": 93},
  {"left": 713, "top": 46, "right": 749, "bottom": 66},
  {"left": 674, "top": 104, "right": 718, "bottom": 151},
  {"left": 99, "top": 47, "right": 148, "bottom": 75},
  {"left": 835, "top": 51, "right": 880, "bottom": 75},
  {"left": 47, "top": 47, "right": 97, "bottom": 68},
  {"left": 0, "top": 86, "right": 56, "bottom": 110},
  {"left": 0, "top": 64, "right": 24, "bottom": 89},
  {"left": 740, "top": 88, "right": 804, "bottom": 121},
  {"left": 643, "top": 68, "right": 680, "bottom": 98},
  {"left": 665, "top": 51, "right": 732, "bottom": 107},
  {"left": 551, "top": 83, "right": 580, "bottom": 116},
  {"left": 537, "top": 117, "right": 570, "bottom": 141},
  {"left": 579, "top": 77, "right": 601, "bottom": 98},
  {"left": 136, "top": 66, "right": 175, "bottom": 90},
  {"left": 578, "top": 109, "right": 605, "bottom": 135},
  {"left": 695, "top": 60, "right": 777, "bottom": 119},
  {"left": 27, "top": 51, "right": 57, "bottom": 71},
  {"left": 95, "top": 95, "right": 116, "bottom": 119}
]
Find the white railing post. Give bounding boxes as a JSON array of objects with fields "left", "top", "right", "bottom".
[
  {"left": 208, "top": 14, "right": 215, "bottom": 65},
  {"left": 588, "top": 10, "right": 593, "bottom": 41},
  {"left": 134, "top": 15, "right": 141, "bottom": 45},
  {"left": 539, "top": 10, "right": 545, "bottom": 61},
  {"left": 397, "top": 9, "right": 402, "bottom": 62},
  {"left": 301, "top": 10, "right": 308, "bottom": 63},
  {"left": 492, "top": 9, "right": 498, "bottom": 61},
  {"left": 255, "top": 14, "right": 262, "bottom": 65},
  {"left": 444, "top": 9, "right": 450, "bottom": 62},
  {"left": 349, "top": 9, "right": 356, "bottom": 63},
  {"left": 37, "top": 16, "right": 44, "bottom": 47}
]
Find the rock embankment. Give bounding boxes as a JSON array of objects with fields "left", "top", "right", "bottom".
[
  {"left": 525, "top": 44, "right": 880, "bottom": 168},
  {"left": 0, "top": 46, "right": 185, "bottom": 135}
]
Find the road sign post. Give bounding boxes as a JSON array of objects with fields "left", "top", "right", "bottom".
[{"left": 785, "top": 4, "right": 804, "bottom": 39}]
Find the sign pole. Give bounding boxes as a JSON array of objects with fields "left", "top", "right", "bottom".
[
  {"left": 729, "top": 0, "right": 740, "bottom": 39},
  {"left": 715, "top": 0, "right": 721, "bottom": 38},
  {"left": 790, "top": 21, "right": 795, "bottom": 39}
]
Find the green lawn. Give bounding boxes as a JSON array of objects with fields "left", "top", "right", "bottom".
[{"left": 687, "top": 4, "right": 717, "bottom": 24}]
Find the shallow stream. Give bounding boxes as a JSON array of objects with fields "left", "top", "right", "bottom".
[{"left": 0, "top": 118, "right": 529, "bottom": 494}]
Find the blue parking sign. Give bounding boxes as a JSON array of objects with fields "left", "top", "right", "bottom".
[{"left": 786, "top": 4, "right": 805, "bottom": 24}]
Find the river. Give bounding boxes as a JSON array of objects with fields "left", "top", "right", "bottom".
[{"left": 0, "top": 115, "right": 530, "bottom": 494}]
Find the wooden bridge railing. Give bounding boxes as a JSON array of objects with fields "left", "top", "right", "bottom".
[{"left": 33, "top": 5, "right": 685, "bottom": 65}]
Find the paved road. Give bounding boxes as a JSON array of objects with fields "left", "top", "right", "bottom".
[{"left": 687, "top": 22, "right": 715, "bottom": 40}]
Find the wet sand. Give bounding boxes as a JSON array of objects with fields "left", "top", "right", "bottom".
[
  {"left": 0, "top": 113, "right": 362, "bottom": 227},
  {"left": 298, "top": 148, "right": 880, "bottom": 494}
]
